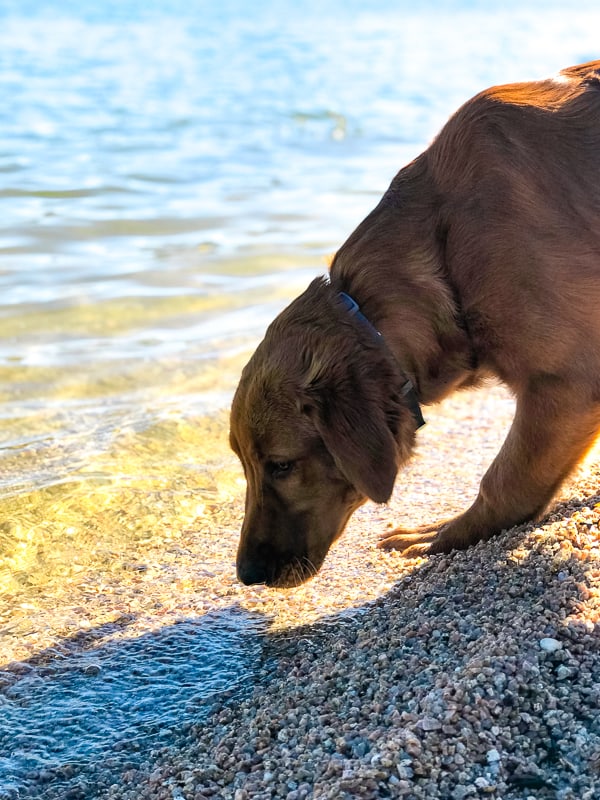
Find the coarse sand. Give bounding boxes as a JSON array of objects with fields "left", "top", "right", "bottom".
[{"left": 10, "top": 384, "right": 600, "bottom": 799}]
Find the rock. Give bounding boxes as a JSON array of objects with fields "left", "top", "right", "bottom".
[
  {"left": 556, "top": 665, "right": 572, "bottom": 680},
  {"left": 539, "top": 637, "right": 562, "bottom": 652},
  {"left": 418, "top": 716, "right": 442, "bottom": 731}
]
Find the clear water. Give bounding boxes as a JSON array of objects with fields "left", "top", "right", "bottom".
[{"left": 1, "top": 0, "right": 599, "bottom": 794}]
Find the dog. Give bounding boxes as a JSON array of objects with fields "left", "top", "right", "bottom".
[{"left": 230, "top": 61, "right": 600, "bottom": 588}]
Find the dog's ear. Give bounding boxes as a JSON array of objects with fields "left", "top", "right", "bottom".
[{"left": 302, "top": 369, "right": 399, "bottom": 504}]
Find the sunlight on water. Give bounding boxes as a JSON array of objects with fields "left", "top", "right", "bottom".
[
  {"left": 1, "top": 0, "right": 600, "bottom": 794},
  {"left": 0, "top": 246, "right": 323, "bottom": 664},
  {"left": 1, "top": 413, "right": 224, "bottom": 598},
  {"left": 0, "top": 401, "right": 235, "bottom": 645}
]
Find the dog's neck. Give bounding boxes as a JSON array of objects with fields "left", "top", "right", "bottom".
[
  {"left": 329, "top": 159, "right": 478, "bottom": 405},
  {"left": 336, "top": 290, "right": 426, "bottom": 428}
]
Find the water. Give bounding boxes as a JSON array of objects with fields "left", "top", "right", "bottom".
[{"left": 1, "top": 0, "right": 599, "bottom": 793}]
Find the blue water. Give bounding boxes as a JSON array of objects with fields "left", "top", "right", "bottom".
[
  {"left": 1, "top": 0, "right": 599, "bottom": 796},
  {"left": 1, "top": 1, "right": 599, "bottom": 365}
]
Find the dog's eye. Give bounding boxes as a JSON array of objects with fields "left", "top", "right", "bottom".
[{"left": 268, "top": 460, "right": 294, "bottom": 479}]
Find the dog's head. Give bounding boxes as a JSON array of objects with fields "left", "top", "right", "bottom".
[{"left": 229, "top": 277, "right": 418, "bottom": 587}]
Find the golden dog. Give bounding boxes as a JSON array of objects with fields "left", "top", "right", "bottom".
[{"left": 230, "top": 61, "right": 600, "bottom": 587}]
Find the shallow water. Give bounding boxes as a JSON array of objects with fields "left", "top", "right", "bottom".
[{"left": 1, "top": 0, "right": 599, "bottom": 794}]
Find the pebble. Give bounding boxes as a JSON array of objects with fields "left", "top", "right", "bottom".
[
  {"left": 555, "top": 665, "right": 572, "bottom": 680},
  {"left": 418, "top": 716, "right": 442, "bottom": 731},
  {"left": 539, "top": 637, "right": 562, "bottom": 652}
]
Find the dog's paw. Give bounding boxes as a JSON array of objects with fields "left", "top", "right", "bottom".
[{"left": 378, "top": 526, "right": 438, "bottom": 556}]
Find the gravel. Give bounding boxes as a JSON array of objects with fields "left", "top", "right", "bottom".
[
  {"left": 6, "top": 385, "right": 600, "bottom": 800},
  {"left": 98, "top": 387, "right": 599, "bottom": 800},
  {"left": 109, "top": 521, "right": 599, "bottom": 800}
]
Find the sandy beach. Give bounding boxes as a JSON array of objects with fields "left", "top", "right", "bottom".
[{"left": 7, "top": 383, "right": 598, "bottom": 800}]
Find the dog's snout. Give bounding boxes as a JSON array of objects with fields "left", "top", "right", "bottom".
[
  {"left": 236, "top": 539, "right": 275, "bottom": 586},
  {"left": 237, "top": 537, "right": 310, "bottom": 587},
  {"left": 236, "top": 557, "right": 268, "bottom": 586}
]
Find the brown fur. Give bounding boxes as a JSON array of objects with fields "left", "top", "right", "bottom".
[{"left": 230, "top": 61, "right": 600, "bottom": 587}]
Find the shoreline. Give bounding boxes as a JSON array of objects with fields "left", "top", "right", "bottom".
[{"left": 4, "top": 385, "right": 600, "bottom": 799}]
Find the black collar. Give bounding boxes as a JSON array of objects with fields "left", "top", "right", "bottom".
[{"left": 337, "top": 291, "right": 426, "bottom": 429}]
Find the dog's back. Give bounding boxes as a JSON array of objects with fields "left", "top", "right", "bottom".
[{"left": 425, "top": 60, "right": 600, "bottom": 394}]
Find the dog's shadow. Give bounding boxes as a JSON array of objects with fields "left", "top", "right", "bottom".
[{"left": 0, "top": 605, "right": 268, "bottom": 797}]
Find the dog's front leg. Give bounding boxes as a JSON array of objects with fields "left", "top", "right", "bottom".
[{"left": 380, "top": 380, "right": 600, "bottom": 558}]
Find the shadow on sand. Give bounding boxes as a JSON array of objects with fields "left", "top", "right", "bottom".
[
  {"left": 0, "top": 606, "right": 269, "bottom": 799},
  {"left": 1, "top": 490, "right": 598, "bottom": 800}
]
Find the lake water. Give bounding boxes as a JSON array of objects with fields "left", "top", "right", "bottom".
[{"left": 1, "top": 0, "right": 599, "bottom": 795}]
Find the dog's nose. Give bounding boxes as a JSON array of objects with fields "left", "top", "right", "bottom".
[{"left": 237, "top": 558, "right": 267, "bottom": 586}]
